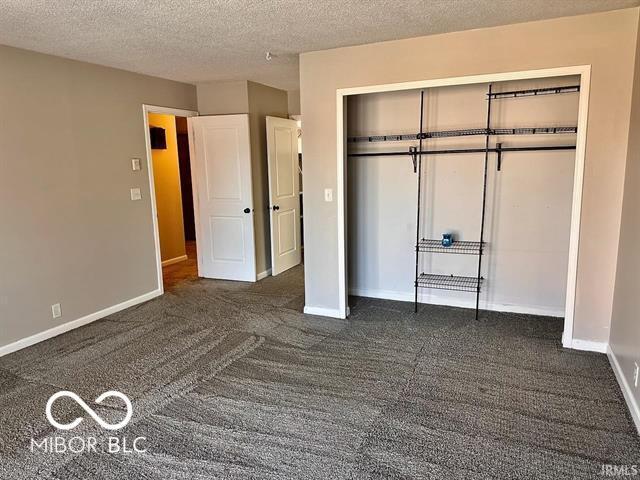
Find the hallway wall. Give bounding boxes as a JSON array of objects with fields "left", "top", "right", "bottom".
[{"left": 148, "top": 113, "right": 186, "bottom": 264}]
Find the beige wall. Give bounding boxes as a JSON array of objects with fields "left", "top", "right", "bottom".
[
  {"left": 300, "top": 8, "right": 640, "bottom": 343},
  {"left": 0, "top": 45, "right": 196, "bottom": 348},
  {"left": 610, "top": 16, "right": 640, "bottom": 420},
  {"left": 194, "top": 79, "right": 288, "bottom": 276},
  {"left": 148, "top": 113, "right": 186, "bottom": 263},
  {"left": 288, "top": 89, "right": 301, "bottom": 116},
  {"left": 196, "top": 80, "right": 248, "bottom": 115},
  {"left": 248, "top": 81, "right": 289, "bottom": 274}
]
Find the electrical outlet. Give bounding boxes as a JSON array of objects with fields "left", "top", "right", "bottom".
[
  {"left": 51, "top": 303, "right": 62, "bottom": 319},
  {"left": 634, "top": 362, "right": 639, "bottom": 388}
]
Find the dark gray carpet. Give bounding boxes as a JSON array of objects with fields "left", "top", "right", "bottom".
[{"left": 0, "top": 266, "right": 638, "bottom": 479}]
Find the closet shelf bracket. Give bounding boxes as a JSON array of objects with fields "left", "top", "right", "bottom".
[{"left": 410, "top": 146, "right": 418, "bottom": 173}]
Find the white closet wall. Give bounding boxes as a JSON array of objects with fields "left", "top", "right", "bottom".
[{"left": 347, "top": 76, "right": 579, "bottom": 316}]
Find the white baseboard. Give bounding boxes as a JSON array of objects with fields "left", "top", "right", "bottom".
[
  {"left": 348, "top": 287, "right": 564, "bottom": 318},
  {"left": 569, "top": 338, "right": 608, "bottom": 353},
  {"left": 257, "top": 268, "right": 272, "bottom": 280},
  {"left": 608, "top": 345, "right": 640, "bottom": 434},
  {"left": 303, "top": 305, "right": 346, "bottom": 319},
  {"left": 0, "top": 289, "right": 162, "bottom": 358},
  {"left": 161, "top": 255, "right": 188, "bottom": 267}
]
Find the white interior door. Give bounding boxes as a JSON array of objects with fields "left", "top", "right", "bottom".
[
  {"left": 266, "top": 116, "right": 301, "bottom": 275},
  {"left": 188, "top": 114, "right": 257, "bottom": 281}
]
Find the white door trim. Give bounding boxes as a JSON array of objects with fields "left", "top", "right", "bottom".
[
  {"left": 335, "top": 65, "right": 591, "bottom": 348},
  {"left": 142, "top": 104, "right": 199, "bottom": 294}
]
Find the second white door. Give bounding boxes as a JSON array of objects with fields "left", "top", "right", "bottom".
[{"left": 266, "top": 116, "right": 301, "bottom": 276}]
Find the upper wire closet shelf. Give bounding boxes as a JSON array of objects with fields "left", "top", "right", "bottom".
[
  {"left": 347, "top": 126, "right": 577, "bottom": 144},
  {"left": 488, "top": 84, "right": 580, "bottom": 99}
]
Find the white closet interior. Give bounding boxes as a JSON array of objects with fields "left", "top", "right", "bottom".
[{"left": 346, "top": 76, "right": 579, "bottom": 317}]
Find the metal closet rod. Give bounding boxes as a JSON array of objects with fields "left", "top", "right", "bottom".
[{"left": 348, "top": 145, "right": 576, "bottom": 157}]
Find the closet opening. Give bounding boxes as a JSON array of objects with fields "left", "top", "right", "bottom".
[{"left": 337, "top": 67, "right": 590, "bottom": 347}]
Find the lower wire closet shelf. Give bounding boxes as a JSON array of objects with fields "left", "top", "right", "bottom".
[
  {"left": 415, "top": 273, "right": 483, "bottom": 293},
  {"left": 417, "top": 239, "right": 482, "bottom": 255}
]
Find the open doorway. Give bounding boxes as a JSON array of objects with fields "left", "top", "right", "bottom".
[
  {"left": 160, "top": 116, "right": 198, "bottom": 290},
  {"left": 144, "top": 106, "right": 304, "bottom": 293},
  {"left": 143, "top": 106, "right": 198, "bottom": 292},
  {"left": 289, "top": 114, "right": 304, "bottom": 260}
]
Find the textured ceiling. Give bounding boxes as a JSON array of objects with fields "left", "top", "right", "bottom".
[{"left": 1, "top": 0, "right": 638, "bottom": 91}]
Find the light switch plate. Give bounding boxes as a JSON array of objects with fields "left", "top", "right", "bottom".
[
  {"left": 324, "top": 188, "right": 333, "bottom": 202},
  {"left": 130, "top": 188, "right": 142, "bottom": 201},
  {"left": 131, "top": 158, "right": 141, "bottom": 171}
]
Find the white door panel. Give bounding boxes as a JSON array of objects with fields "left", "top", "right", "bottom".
[
  {"left": 266, "top": 116, "right": 301, "bottom": 275},
  {"left": 203, "top": 128, "right": 242, "bottom": 200},
  {"left": 277, "top": 209, "right": 296, "bottom": 254},
  {"left": 274, "top": 127, "right": 295, "bottom": 197},
  {"left": 210, "top": 216, "right": 246, "bottom": 261},
  {"left": 189, "top": 114, "right": 256, "bottom": 281}
]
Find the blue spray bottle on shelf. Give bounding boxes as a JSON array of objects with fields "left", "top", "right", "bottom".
[{"left": 442, "top": 233, "right": 453, "bottom": 247}]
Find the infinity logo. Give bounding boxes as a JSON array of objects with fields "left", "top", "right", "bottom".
[{"left": 45, "top": 391, "right": 133, "bottom": 431}]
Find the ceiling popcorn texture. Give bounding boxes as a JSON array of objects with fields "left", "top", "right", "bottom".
[{"left": 0, "top": 0, "right": 638, "bottom": 90}]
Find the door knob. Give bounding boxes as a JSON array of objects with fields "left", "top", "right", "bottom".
[
  {"left": 272, "top": 205, "right": 280, "bottom": 211},
  {"left": 243, "top": 208, "right": 251, "bottom": 213}
]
